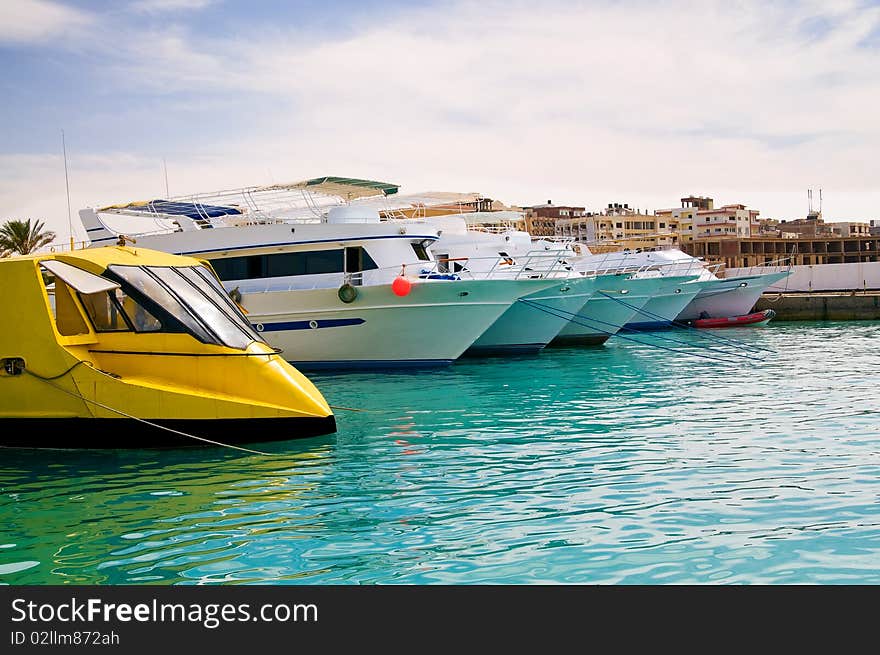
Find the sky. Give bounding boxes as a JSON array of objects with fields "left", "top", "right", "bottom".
[{"left": 1, "top": 0, "right": 879, "bottom": 243}]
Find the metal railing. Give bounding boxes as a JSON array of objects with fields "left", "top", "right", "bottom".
[
  {"left": 229, "top": 251, "right": 591, "bottom": 295},
  {"left": 723, "top": 255, "right": 795, "bottom": 278}
]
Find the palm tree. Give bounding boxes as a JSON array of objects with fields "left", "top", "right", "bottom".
[{"left": 0, "top": 219, "right": 56, "bottom": 256}]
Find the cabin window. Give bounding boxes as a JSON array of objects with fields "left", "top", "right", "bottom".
[
  {"left": 106, "top": 265, "right": 216, "bottom": 344},
  {"left": 210, "top": 255, "right": 262, "bottom": 281},
  {"left": 267, "top": 249, "right": 344, "bottom": 277},
  {"left": 149, "top": 267, "right": 255, "bottom": 350},
  {"left": 79, "top": 288, "right": 155, "bottom": 333},
  {"left": 211, "top": 249, "right": 346, "bottom": 280},
  {"left": 104, "top": 265, "right": 261, "bottom": 351},
  {"left": 434, "top": 253, "right": 450, "bottom": 273},
  {"left": 79, "top": 290, "right": 127, "bottom": 331},
  {"left": 411, "top": 243, "right": 430, "bottom": 261},
  {"left": 345, "top": 246, "right": 379, "bottom": 273},
  {"left": 178, "top": 266, "right": 261, "bottom": 344}
]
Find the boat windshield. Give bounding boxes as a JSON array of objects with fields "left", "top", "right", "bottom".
[{"left": 105, "top": 265, "right": 263, "bottom": 350}]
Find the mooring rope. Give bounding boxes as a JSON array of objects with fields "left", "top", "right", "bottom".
[
  {"left": 594, "top": 291, "right": 776, "bottom": 355},
  {"left": 24, "top": 367, "right": 271, "bottom": 455}
]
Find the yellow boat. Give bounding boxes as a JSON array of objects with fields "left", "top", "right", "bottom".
[{"left": 0, "top": 245, "right": 336, "bottom": 448}]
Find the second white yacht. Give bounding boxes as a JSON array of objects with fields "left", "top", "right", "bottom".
[{"left": 424, "top": 216, "right": 600, "bottom": 355}]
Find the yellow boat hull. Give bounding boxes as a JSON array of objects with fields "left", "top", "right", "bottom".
[{"left": 0, "top": 246, "right": 336, "bottom": 448}]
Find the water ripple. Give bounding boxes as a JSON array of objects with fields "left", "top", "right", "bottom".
[{"left": 1, "top": 320, "right": 880, "bottom": 584}]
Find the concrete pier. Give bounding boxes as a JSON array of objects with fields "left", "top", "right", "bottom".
[{"left": 756, "top": 292, "right": 880, "bottom": 320}]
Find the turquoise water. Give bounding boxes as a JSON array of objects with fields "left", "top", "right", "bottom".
[{"left": 2, "top": 321, "right": 880, "bottom": 584}]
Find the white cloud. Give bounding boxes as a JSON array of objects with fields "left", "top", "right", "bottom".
[
  {"left": 0, "top": 0, "right": 92, "bottom": 44},
  {"left": 3, "top": 0, "right": 880, "bottom": 237},
  {"left": 131, "top": 0, "right": 214, "bottom": 13}
]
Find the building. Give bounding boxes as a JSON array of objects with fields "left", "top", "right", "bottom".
[
  {"left": 683, "top": 235, "right": 880, "bottom": 269},
  {"left": 554, "top": 203, "right": 676, "bottom": 249},
  {"left": 653, "top": 196, "right": 711, "bottom": 244},
  {"left": 655, "top": 195, "right": 759, "bottom": 241},
  {"left": 523, "top": 201, "right": 587, "bottom": 237},
  {"left": 775, "top": 216, "right": 830, "bottom": 238},
  {"left": 829, "top": 221, "right": 872, "bottom": 237},
  {"left": 693, "top": 203, "right": 760, "bottom": 239},
  {"left": 771, "top": 212, "right": 871, "bottom": 239}
]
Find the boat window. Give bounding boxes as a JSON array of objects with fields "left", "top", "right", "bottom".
[
  {"left": 268, "top": 249, "right": 344, "bottom": 277},
  {"left": 211, "top": 249, "right": 345, "bottom": 281},
  {"left": 106, "top": 265, "right": 216, "bottom": 344},
  {"left": 434, "top": 253, "right": 449, "bottom": 273},
  {"left": 148, "top": 267, "right": 254, "bottom": 350},
  {"left": 78, "top": 282, "right": 163, "bottom": 333},
  {"left": 191, "top": 264, "right": 258, "bottom": 329},
  {"left": 210, "top": 255, "right": 262, "bottom": 281},
  {"left": 345, "top": 246, "right": 379, "bottom": 273},
  {"left": 411, "top": 243, "right": 430, "bottom": 261},
  {"left": 176, "top": 266, "right": 262, "bottom": 345},
  {"left": 79, "top": 289, "right": 132, "bottom": 332}
]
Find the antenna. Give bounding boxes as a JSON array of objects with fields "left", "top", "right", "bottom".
[
  {"left": 62, "top": 129, "right": 73, "bottom": 250},
  {"left": 819, "top": 188, "right": 823, "bottom": 214},
  {"left": 163, "top": 158, "right": 170, "bottom": 198}
]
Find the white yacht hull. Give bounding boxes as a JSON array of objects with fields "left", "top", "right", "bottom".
[
  {"left": 675, "top": 271, "right": 791, "bottom": 320},
  {"left": 552, "top": 276, "right": 679, "bottom": 345},
  {"left": 237, "top": 278, "right": 557, "bottom": 369},
  {"left": 624, "top": 280, "right": 711, "bottom": 330},
  {"left": 466, "top": 276, "right": 598, "bottom": 356}
]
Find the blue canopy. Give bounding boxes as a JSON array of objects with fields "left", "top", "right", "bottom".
[{"left": 100, "top": 199, "right": 242, "bottom": 220}]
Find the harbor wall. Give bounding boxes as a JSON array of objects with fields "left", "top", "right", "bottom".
[
  {"left": 727, "top": 262, "right": 880, "bottom": 292},
  {"left": 755, "top": 292, "right": 880, "bottom": 321}
]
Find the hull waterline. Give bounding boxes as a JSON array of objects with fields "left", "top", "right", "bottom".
[
  {"left": 240, "top": 278, "right": 561, "bottom": 369},
  {"left": 465, "top": 276, "right": 597, "bottom": 356},
  {"left": 676, "top": 271, "right": 792, "bottom": 321},
  {"left": 624, "top": 280, "right": 710, "bottom": 330}
]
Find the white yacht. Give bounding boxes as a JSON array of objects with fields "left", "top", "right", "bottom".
[
  {"left": 568, "top": 247, "right": 790, "bottom": 325},
  {"left": 423, "top": 216, "right": 600, "bottom": 354},
  {"left": 391, "top": 213, "right": 703, "bottom": 345},
  {"left": 79, "top": 178, "right": 560, "bottom": 369},
  {"left": 550, "top": 273, "right": 698, "bottom": 344}
]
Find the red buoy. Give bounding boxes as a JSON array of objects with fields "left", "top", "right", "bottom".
[{"left": 392, "top": 276, "right": 412, "bottom": 297}]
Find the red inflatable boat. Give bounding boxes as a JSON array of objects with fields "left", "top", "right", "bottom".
[{"left": 690, "top": 309, "right": 776, "bottom": 329}]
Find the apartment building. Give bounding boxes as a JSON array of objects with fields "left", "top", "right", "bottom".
[{"left": 555, "top": 202, "right": 676, "bottom": 248}]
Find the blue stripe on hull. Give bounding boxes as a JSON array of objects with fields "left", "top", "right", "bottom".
[
  {"left": 623, "top": 320, "right": 674, "bottom": 331},
  {"left": 463, "top": 343, "right": 545, "bottom": 357},
  {"left": 255, "top": 318, "right": 365, "bottom": 332},
  {"left": 291, "top": 358, "right": 455, "bottom": 371}
]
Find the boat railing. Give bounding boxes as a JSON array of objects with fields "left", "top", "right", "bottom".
[
  {"left": 426, "top": 249, "right": 577, "bottom": 280},
  {"left": 726, "top": 255, "right": 796, "bottom": 278},
  {"left": 35, "top": 239, "right": 94, "bottom": 254},
  {"left": 571, "top": 249, "right": 706, "bottom": 278},
  {"left": 227, "top": 251, "right": 590, "bottom": 296},
  {"left": 466, "top": 225, "right": 519, "bottom": 234}
]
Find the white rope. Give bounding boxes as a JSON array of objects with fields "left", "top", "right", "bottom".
[{"left": 25, "top": 370, "right": 271, "bottom": 456}]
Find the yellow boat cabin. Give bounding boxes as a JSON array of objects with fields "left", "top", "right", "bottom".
[{"left": 0, "top": 245, "right": 336, "bottom": 448}]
